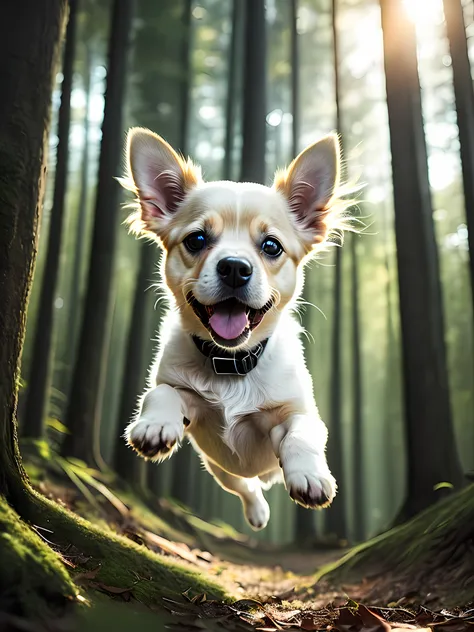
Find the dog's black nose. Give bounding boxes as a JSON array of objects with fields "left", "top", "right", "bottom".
[{"left": 217, "top": 257, "right": 253, "bottom": 288}]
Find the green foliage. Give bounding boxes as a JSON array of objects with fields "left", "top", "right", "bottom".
[{"left": 0, "top": 497, "right": 77, "bottom": 618}]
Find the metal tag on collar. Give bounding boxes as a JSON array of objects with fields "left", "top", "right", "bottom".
[{"left": 212, "top": 356, "right": 243, "bottom": 376}]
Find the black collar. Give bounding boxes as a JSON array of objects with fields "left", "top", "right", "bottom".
[{"left": 191, "top": 336, "right": 269, "bottom": 376}]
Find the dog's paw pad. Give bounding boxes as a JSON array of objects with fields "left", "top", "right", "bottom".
[
  {"left": 126, "top": 419, "right": 182, "bottom": 460},
  {"left": 285, "top": 470, "right": 337, "bottom": 509},
  {"left": 244, "top": 498, "right": 270, "bottom": 531}
]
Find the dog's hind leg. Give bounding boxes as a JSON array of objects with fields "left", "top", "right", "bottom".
[
  {"left": 202, "top": 458, "right": 270, "bottom": 531},
  {"left": 125, "top": 384, "right": 185, "bottom": 462}
]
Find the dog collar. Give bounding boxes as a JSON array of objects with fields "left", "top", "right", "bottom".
[{"left": 191, "top": 336, "right": 269, "bottom": 376}]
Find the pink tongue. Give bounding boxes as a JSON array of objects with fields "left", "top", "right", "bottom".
[{"left": 209, "top": 303, "right": 249, "bottom": 340}]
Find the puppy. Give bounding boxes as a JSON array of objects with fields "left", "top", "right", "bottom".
[{"left": 121, "top": 128, "right": 350, "bottom": 530}]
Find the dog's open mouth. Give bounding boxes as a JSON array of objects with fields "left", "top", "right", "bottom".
[{"left": 186, "top": 294, "right": 273, "bottom": 347}]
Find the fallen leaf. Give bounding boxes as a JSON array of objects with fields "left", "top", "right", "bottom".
[
  {"left": 333, "top": 607, "right": 363, "bottom": 632},
  {"left": 358, "top": 605, "right": 391, "bottom": 632},
  {"left": 300, "top": 615, "right": 319, "bottom": 630}
]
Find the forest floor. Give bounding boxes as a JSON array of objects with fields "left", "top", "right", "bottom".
[{"left": 13, "top": 456, "right": 474, "bottom": 632}]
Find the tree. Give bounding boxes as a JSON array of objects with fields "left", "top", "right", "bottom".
[
  {"left": 350, "top": 232, "right": 364, "bottom": 540},
  {"left": 114, "top": 241, "right": 157, "bottom": 490},
  {"left": 66, "top": 42, "right": 93, "bottom": 386},
  {"left": 380, "top": 0, "right": 464, "bottom": 520},
  {"left": 62, "top": 0, "right": 134, "bottom": 465},
  {"left": 223, "top": 0, "right": 243, "bottom": 181},
  {"left": 21, "top": 0, "right": 79, "bottom": 440},
  {"left": 0, "top": 0, "right": 83, "bottom": 617},
  {"left": 324, "top": 0, "right": 349, "bottom": 542},
  {"left": 240, "top": 0, "right": 267, "bottom": 184},
  {"left": 442, "top": 0, "right": 474, "bottom": 310}
]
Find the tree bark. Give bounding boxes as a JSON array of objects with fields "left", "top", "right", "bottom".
[
  {"left": 0, "top": 0, "right": 67, "bottom": 495},
  {"left": 380, "top": 0, "right": 464, "bottom": 520},
  {"left": 178, "top": 0, "right": 192, "bottom": 156},
  {"left": 114, "top": 241, "right": 157, "bottom": 490},
  {"left": 67, "top": 43, "right": 93, "bottom": 385},
  {"left": 222, "top": 0, "right": 243, "bottom": 180},
  {"left": 240, "top": 0, "right": 267, "bottom": 184},
  {"left": 325, "top": 0, "right": 348, "bottom": 542},
  {"left": 350, "top": 234, "right": 364, "bottom": 540},
  {"left": 442, "top": 0, "right": 474, "bottom": 310},
  {"left": 21, "top": 0, "right": 78, "bottom": 439},
  {"left": 62, "top": 0, "right": 134, "bottom": 465}
]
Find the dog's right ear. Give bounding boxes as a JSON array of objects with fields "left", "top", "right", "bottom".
[{"left": 123, "top": 127, "right": 201, "bottom": 239}]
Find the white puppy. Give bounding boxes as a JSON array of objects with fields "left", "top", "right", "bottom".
[{"left": 121, "top": 128, "right": 350, "bottom": 530}]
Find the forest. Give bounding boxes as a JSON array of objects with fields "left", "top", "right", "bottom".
[{"left": 1, "top": 0, "right": 474, "bottom": 629}]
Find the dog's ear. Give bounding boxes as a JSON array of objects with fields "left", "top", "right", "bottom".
[
  {"left": 273, "top": 134, "right": 340, "bottom": 245},
  {"left": 124, "top": 127, "right": 201, "bottom": 238}
]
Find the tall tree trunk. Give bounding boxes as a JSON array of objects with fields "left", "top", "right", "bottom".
[
  {"left": 240, "top": 0, "right": 266, "bottom": 184},
  {"left": 62, "top": 0, "right": 134, "bottom": 465},
  {"left": 380, "top": 0, "right": 464, "bottom": 520},
  {"left": 350, "top": 234, "right": 364, "bottom": 540},
  {"left": 442, "top": 0, "right": 474, "bottom": 310},
  {"left": 114, "top": 241, "right": 156, "bottom": 490},
  {"left": 0, "top": 0, "right": 67, "bottom": 496},
  {"left": 67, "top": 44, "right": 93, "bottom": 381},
  {"left": 21, "top": 0, "right": 78, "bottom": 439},
  {"left": 178, "top": 0, "right": 192, "bottom": 156},
  {"left": 170, "top": 0, "right": 195, "bottom": 506},
  {"left": 381, "top": 205, "right": 400, "bottom": 511},
  {"left": 222, "top": 0, "right": 243, "bottom": 181},
  {"left": 325, "top": 0, "right": 348, "bottom": 542}
]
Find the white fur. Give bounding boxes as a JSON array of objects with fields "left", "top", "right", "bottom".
[
  {"left": 125, "top": 308, "right": 337, "bottom": 529},
  {"left": 123, "top": 128, "right": 343, "bottom": 530}
]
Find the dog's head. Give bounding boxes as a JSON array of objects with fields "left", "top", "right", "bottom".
[{"left": 123, "top": 128, "right": 346, "bottom": 349}]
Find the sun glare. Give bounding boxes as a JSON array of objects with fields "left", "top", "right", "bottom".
[{"left": 402, "top": 0, "right": 445, "bottom": 29}]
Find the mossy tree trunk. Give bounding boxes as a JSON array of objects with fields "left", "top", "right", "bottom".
[
  {"left": 0, "top": 0, "right": 78, "bottom": 618},
  {"left": 0, "top": 0, "right": 68, "bottom": 499},
  {"left": 21, "top": 0, "right": 79, "bottom": 441}
]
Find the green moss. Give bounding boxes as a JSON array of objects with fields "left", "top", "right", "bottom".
[
  {"left": 0, "top": 496, "right": 77, "bottom": 618},
  {"left": 316, "top": 484, "right": 474, "bottom": 605},
  {"left": 22, "top": 488, "right": 231, "bottom": 605}
]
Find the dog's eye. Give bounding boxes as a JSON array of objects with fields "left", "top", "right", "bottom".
[
  {"left": 261, "top": 237, "right": 283, "bottom": 258},
  {"left": 184, "top": 231, "right": 207, "bottom": 253}
]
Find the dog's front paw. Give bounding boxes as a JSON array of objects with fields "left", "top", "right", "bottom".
[
  {"left": 126, "top": 418, "right": 183, "bottom": 460},
  {"left": 283, "top": 459, "right": 337, "bottom": 509},
  {"left": 243, "top": 496, "right": 270, "bottom": 531}
]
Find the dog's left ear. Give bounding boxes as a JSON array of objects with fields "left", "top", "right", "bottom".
[{"left": 273, "top": 134, "right": 340, "bottom": 245}]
